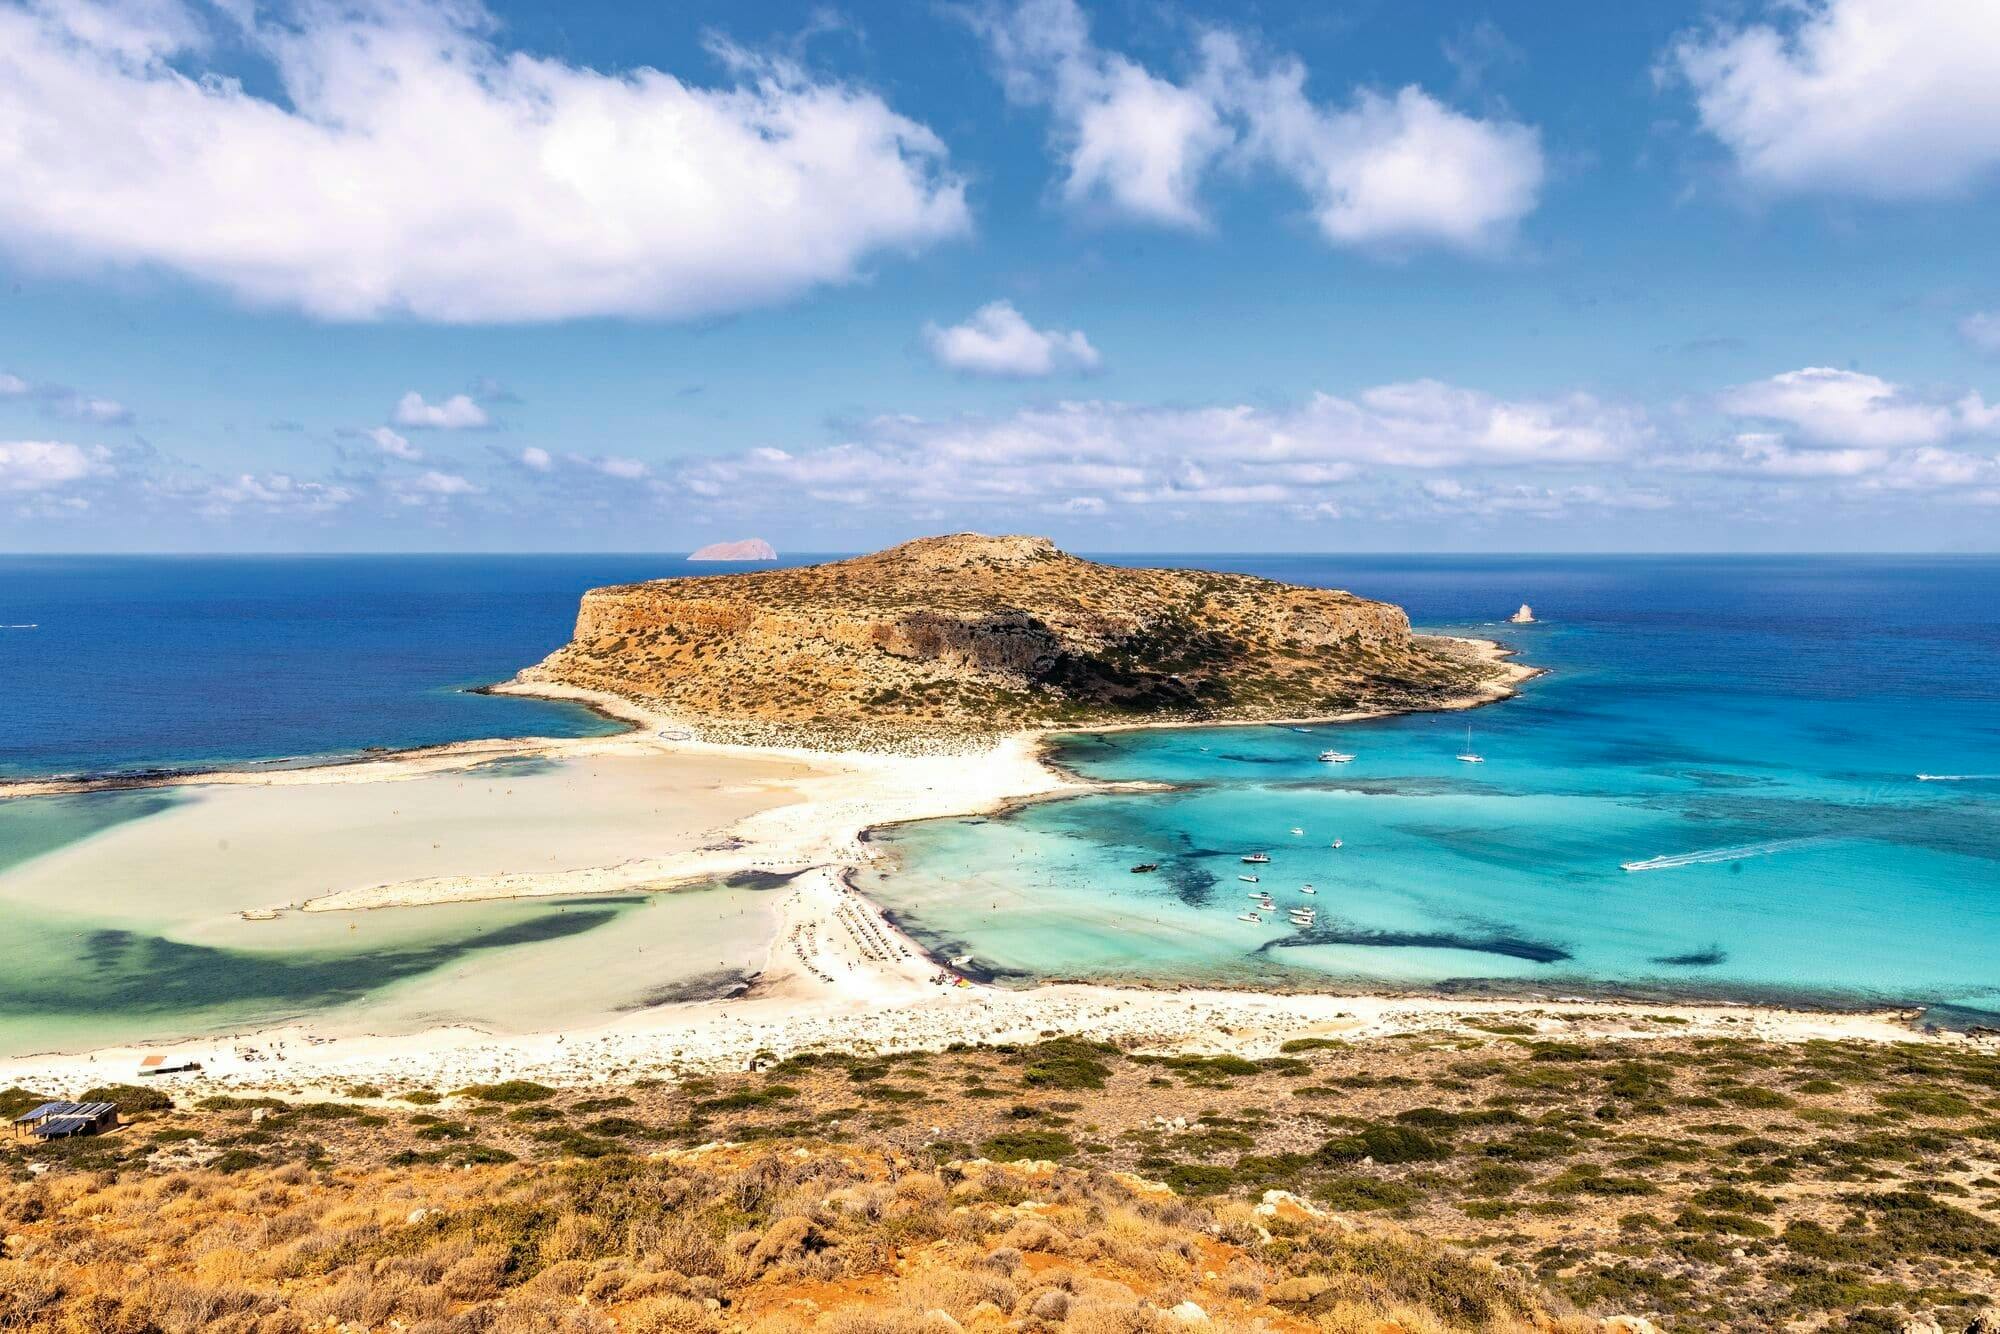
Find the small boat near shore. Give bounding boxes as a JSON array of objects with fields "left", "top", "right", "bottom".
[
  {"left": 1241, "top": 852, "right": 1270, "bottom": 864},
  {"left": 1236, "top": 912, "right": 1263, "bottom": 923},
  {"left": 1300, "top": 884, "right": 1316, "bottom": 894},
  {"left": 1456, "top": 724, "right": 1485, "bottom": 764},
  {"left": 1237, "top": 874, "right": 1260, "bottom": 883},
  {"left": 1130, "top": 862, "right": 1159, "bottom": 873},
  {"left": 1318, "top": 750, "right": 1355, "bottom": 763}
]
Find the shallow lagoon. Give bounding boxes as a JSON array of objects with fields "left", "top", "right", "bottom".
[{"left": 867, "top": 557, "right": 2000, "bottom": 1020}]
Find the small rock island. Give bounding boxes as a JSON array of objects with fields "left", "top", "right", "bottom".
[
  {"left": 688, "top": 538, "right": 777, "bottom": 561},
  {"left": 519, "top": 533, "right": 1515, "bottom": 747}
]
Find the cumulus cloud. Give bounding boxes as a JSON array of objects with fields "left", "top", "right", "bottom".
[
  {"left": 680, "top": 382, "right": 1644, "bottom": 516},
  {"left": 1669, "top": 0, "right": 2000, "bottom": 198},
  {"left": 0, "top": 0, "right": 968, "bottom": 322},
  {"left": 589, "top": 455, "right": 650, "bottom": 480},
  {"left": 153, "top": 471, "right": 355, "bottom": 518},
  {"left": 1717, "top": 367, "right": 1988, "bottom": 449},
  {"left": 390, "top": 470, "right": 482, "bottom": 505},
  {"left": 0, "top": 440, "right": 110, "bottom": 491},
  {"left": 924, "top": 301, "right": 1101, "bottom": 377},
  {"left": 393, "top": 392, "right": 489, "bottom": 431},
  {"left": 366, "top": 427, "right": 420, "bottom": 460},
  {"left": 0, "top": 372, "right": 29, "bottom": 397},
  {"left": 970, "top": 0, "right": 1543, "bottom": 249},
  {"left": 519, "top": 446, "right": 553, "bottom": 472}
]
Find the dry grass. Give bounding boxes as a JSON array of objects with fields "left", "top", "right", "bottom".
[{"left": 0, "top": 1143, "right": 1619, "bottom": 1334}]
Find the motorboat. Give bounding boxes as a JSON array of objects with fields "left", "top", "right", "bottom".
[
  {"left": 1130, "top": 863, "right": 1160, "bottom": 873},
  {"left": 1237, "top": 874, "right": 1260, "bottom": 883},
  {"left": 1242, "top": 853, "right": 1271, "bottom": 864},
  {"left": 1319, "top": 750, "right": 1355, "bottom": 763}
]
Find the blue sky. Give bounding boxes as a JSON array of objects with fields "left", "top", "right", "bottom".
[{"left": 1, "top": 0, "right": 1997, "bottom": 552}]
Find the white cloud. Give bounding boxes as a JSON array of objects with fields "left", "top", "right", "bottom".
[
  {"left": 0, "top": 440, "right": 109, "bottom": 491},
  {"left": 1717, "top": 367, "right": 1986, "bottom": 448},
  {"left": 391, "top": 470, "right": 482, "bottom": 505},
  {"left": 924, "top": 301, "right": 1101, "bottom": 377},
  {"left": 1669, "top": 0, "right": 2000, "bottom": 198},
  {"left": 1961, "top": 312, "right": 2000, "bottom": 356},
  {"left": 393, "top": 392, "right": 489, "bottom": 431},
  {"left": 157, "top": 471, "right": 355, "bottom": 517},
  {"left": 0, "top": 372, "right": 28, "bottom": 396},
  {"left": 679, "top": 383, "right": 1643, "bottom": 515},
  {"left": 590, "top": 455, "right": 649, "bottom": 480},
  {"left": 0, "top": 0, "right": 968, "bottom": 322},
  {"left": 1205, "top": 36, "right": 1544, "bottom": 252},
  {"left": 366, "top": 426, "right": 421, "bottom": 460},
  {"left": 972, "top": 0, "right": 1543, "bottom": 250},
  {"left": 519, "top": 446, "right": 553, "bottom": 471}
]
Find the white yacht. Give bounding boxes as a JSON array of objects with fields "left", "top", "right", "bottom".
[
  {"left": 1289, "top": 826, "right": 1304, "bottom": 836},
  {"left": 1237, "top": 874, "right": 1260, "bottom": 883},
  {"left": 1236, "top": 913, "right": 1263, "bottom": 923},
  {"left": 1299, "top": 884, "right": 1316, "bottom": 894},
  {"left": 1242, "top": 852, "right": 1270, "bottom": 864},
  {"left": 1456, "top": 724, "right": 1485, "bottom": 764},
  {"left": 1319, "top": 750, "right": 1355, "bottom": 763}
]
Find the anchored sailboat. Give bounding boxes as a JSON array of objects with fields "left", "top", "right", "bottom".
[{"left": 1456, "top": 723, "right": 1485, "bottom": 764}]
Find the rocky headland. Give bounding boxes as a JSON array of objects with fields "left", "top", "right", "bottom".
[{"left": 517, "top": 533, "right": 1517, "bottom": 749}]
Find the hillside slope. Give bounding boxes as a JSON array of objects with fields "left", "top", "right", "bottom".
[{"left": 518, "top": 534, "right": 1505, "bottom": 746}]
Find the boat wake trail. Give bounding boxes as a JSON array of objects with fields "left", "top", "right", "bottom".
[
  {"left": 1620, "top": 837, "right": 1821, "bottom": 873},
  {"left": 1916, "top": 773, "right": 2000, "bottom": 782}
]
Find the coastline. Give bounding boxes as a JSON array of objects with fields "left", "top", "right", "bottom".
[{"left": 10, "top": 627, "right": 1960, "bottom": 1088}]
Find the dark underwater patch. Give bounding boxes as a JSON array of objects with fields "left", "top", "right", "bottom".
[
  {"left": 723, "top": 870, "right": 801, "bottom": 891},
  {"left": 7, "top": 908, "right": 621, "bottom": 1016},
  {"left": 1261, "top": 925, "right": 1571, "bottom": 964},
  {"left": 623, "top": 969, "right": 755, "bottom": 1007},
  {"left": 1652, "top": 947, "right": 1727, "bottom": 967}
]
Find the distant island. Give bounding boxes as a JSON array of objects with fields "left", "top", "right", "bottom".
[
  {"left": 688, "top": 538, "right": 777, "bottom": 561},
  {"left": 519, "top": 532, "right": 1521, "bottom": 748}
]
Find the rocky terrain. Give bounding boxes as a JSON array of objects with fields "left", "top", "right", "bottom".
[
  {"left": 5, "top": 1029, "right": 1996, "bottom": 1331},
  {"left": 519, "top": 534, "right": 1507, "bottom": 748}
]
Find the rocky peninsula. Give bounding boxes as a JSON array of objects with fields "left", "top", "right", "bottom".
[{"left": 517, "top": 532, "right": 1519, "bottom": 750}]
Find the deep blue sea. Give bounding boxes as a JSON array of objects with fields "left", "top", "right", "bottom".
[
  {"left": 3, "top": 553, "right": 1998, "bottom": 1036},
  {"left": 0, "top": 554, "right": 804, "bottom": 778}
]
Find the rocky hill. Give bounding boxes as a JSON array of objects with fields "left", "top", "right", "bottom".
[{"left": 517, "top": 533, "right": 1508, "bottom": 747}]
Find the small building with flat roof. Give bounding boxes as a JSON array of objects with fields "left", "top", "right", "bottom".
[{"left": 11, "top": 1101, "right": 118, "bottom": 1141}]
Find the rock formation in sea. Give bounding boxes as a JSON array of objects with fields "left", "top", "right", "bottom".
[
  {"left": 519, "top": 533, "right": 1508, "bottom": 747},
  {"left": 1511, "top": 603, "right": 1536, "bottom": 623},
  {"left": 688, "top": 538, "right": 777, "bottom": 561}
]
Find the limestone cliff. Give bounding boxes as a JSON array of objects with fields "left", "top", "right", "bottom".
[{"left": 519, "top": 533, "right": 1502, "bottom": 746}]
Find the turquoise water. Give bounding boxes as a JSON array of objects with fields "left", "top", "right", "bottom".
[{"left": 865, "top": 557, "right": 2000, "bottom": 1021}]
